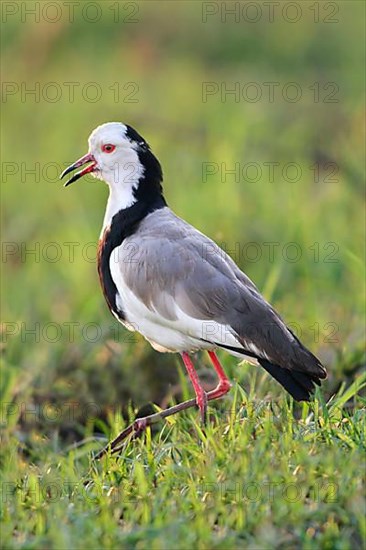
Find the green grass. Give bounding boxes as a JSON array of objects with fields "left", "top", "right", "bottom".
[
  {"left": 1, "top": 377, "right": 365, "bottom": 549},
  {"left": 1, "top": 1, "right": 365, "bottom": 548}
]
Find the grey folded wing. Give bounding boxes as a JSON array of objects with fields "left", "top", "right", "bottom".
[{"left": 117, "top": 208, "right": 325, "bottom": 378}]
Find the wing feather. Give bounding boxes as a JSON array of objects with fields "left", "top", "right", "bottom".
[{"left": 115, "top": 208, "right": 326, "bottom": 379}]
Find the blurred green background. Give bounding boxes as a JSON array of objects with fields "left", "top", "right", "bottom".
[{"left": 1, "top": 1, "right": 365, "bottom": 441}]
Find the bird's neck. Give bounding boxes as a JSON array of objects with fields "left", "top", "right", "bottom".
[
  {"left": 101, "top": 180, "right": 166, "bottom": 241},
  {"left": 102, "top": 184, "right": 137, "bottom": 231},
  {"left": 101, "top": 148, "right": 166, "bottom": 235}
]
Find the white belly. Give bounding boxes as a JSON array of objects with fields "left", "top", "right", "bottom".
[{"left": 109, "top": 248, "right": 249, "bottom": 355}]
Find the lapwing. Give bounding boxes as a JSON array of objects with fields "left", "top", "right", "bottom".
[{"left": 60, "top": 122, "right": 327, "bottom": 456}]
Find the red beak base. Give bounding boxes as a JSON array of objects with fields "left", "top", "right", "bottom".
[{"left": 60, "top": 153, "right": 97, "bottom": 186}]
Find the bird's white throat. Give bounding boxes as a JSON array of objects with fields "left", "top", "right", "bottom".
[{"left": 100, "top": 150, "right": 145, "bottom": 232}]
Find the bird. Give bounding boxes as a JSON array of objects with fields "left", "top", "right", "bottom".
[{"left": 60, "top": 122, "right": 327, "bottom": 456}]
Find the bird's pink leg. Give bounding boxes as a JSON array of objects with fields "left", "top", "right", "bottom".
[
  {"left": 95, "top": 351, "right": 232, "bottom": 459},
  {"left": 181, "top": 351, "right": 208, "bottom": 423}
]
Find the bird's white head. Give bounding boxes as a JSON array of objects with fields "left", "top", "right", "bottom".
[
  {"left": 60, "top": 122, "right": 164, "bottom": 228},
  {"left": 87, "top": 122, "right": 145, "bottom": 188}
]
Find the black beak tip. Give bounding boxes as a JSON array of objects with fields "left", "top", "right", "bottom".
[
  {"left": 60, "top": 166, "right": 72, "bottom": 180},
  {"left": 63, "top": 175, "right": 77, "bottom": 187}
]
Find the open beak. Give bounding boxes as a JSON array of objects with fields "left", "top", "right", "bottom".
[{"left": 60, "top": 153, "right": 97, "bottom": 187}]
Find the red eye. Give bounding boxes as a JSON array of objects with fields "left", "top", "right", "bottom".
[{"left": 102, "top": 144, "right": 116, "bottom": 153}]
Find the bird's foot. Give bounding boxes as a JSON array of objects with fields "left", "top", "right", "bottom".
[
  {"left": 94, "top": 352, "right": 232, "bottom": 459},
  {"left": 94, "top": 397, "right": 198, "bottom": 459},
  {"left": 207, "top": 379, "right": 231, "bottom": 401},
  {"left": 133, "top": 417, "right": 148, "bottom": 436}
]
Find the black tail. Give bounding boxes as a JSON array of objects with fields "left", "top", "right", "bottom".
[
  {"left": 258, "top": 358, "right": 324, "bottom": 401},
  {"left": 211, "top": 333, "right": 327, "bottom": 401}
]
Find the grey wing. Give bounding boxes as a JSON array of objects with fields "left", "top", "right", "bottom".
[
  {"left": 120, "top": 208, "right": 261, "bottom": 324},
  {"left": 117, "top": 208, "right": 325, "bottom": 382}
]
